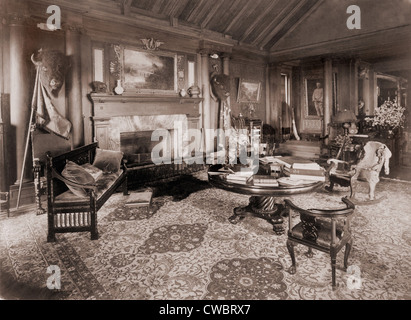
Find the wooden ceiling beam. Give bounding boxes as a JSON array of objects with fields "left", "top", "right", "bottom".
[
  {"left": 200, "top": 0, "right": 225, "bottom": 29},
  {"left": 223, "top": 0, "right": 255, "bottom": 34},
  {"left": 256, "top": 0, "right": 309, "bottom": 49},
  {"left": 267, "top": 0, "right": 324, "bottom": 50},
  {"left": 151, "top": 0, "right": 165, "bottom": 14},
  {"left": 168, "top": 0, "right": 189, "bottom": 18},
  {"left": 251, "top": 0, "right": 300, "bottom": 47},
  {"left": 239, "top": 0, "right": 279, "bottom": 42},
  {"left": 186, "top": 0, "right": 207, "bottom": 22},
  {"left": 268, "top": 25, "right": 411, "bottom": 63}
]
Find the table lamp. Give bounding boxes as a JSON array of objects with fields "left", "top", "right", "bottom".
[{"left": 333, "top": 109, "right": 357, "bottom": 135}]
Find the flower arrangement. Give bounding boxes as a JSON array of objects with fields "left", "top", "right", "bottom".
[{"left": 365, "top": 100, "right": 405, "bottom": 130}]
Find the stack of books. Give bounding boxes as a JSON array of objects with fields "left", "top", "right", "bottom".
[
  {"left": 277, "top": 157, "right": 325, "bottom": 182},
  {"left": 226, "top": 171, "right": 254, "bottom": 185},
  {"left": 253, "top": 175, "right": 279, "bottom": 187}
]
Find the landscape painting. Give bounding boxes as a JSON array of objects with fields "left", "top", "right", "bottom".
[
  {"left": 123, "top": 48, "right": 177, "bottom": 94},
  {"left": 237, "top": 79, "right": 261, "bottom": 103}
]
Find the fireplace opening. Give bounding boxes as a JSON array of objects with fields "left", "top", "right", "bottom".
[{"left": 120, "top": 130, "right": 174, "bottom": 166}]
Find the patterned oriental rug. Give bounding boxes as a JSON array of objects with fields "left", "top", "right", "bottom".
[{"left": 0, "top": 171, "right": 410, "bottom": 300}]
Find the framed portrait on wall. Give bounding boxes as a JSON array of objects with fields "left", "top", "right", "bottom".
[
  {"left": 237, "top": 79, "right": 261, "bottom": 103},
  {"left": 305, "top": 78, "right": 324, "bottom": 117},
  {"left": 122, "top": 48, "right": 178, "bottom": 94}
]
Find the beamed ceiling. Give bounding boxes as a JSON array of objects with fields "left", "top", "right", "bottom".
[{"left": 127, "top": 0, "right": 322, "bottom": 51}]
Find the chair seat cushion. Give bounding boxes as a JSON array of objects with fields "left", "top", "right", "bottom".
[
  {"left": 291, "top": 218, "right": 345, "bottom": 248},
  {"left": 55, "top": 171, "right": 121, "bottom": 203}
]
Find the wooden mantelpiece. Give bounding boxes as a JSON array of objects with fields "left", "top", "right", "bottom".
[
  {"left": 90, "top": 93, "right": 202, "bottom": 118},
  {"left": 89, "top": 93, "right": 203, "bottom": 150}
]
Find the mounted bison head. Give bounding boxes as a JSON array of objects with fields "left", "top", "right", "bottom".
[
  {"left": 31, "top": 49, "right": 70, "bottom": 96},
  {"left": 210, "top": 73, "right": 230, "bottom": 102}
]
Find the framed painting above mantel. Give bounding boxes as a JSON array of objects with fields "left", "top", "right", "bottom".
[{"left": 122, "top": 48, "right": 178, "bottom": 95}]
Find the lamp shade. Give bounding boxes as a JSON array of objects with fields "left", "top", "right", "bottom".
[{"left": 333, "top": 109, "right": 357, "bottom": 123}]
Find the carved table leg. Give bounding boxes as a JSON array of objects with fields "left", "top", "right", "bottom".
[
  {"left": 33, "top": 159, "right": 45, "bottom": 215},
  {"left": 228, "top": 196, "right": 286, "bottom": 235}
]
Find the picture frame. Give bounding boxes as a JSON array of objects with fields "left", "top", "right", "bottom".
[
  {"left": 122, "top": 47, "right": 178, "bottom": 95},
  {"left": 237, "top": 79, "right": 261, "bottom": 103},
  {"left": 305, "top": 78, "right": 324, "bottom": 117}
]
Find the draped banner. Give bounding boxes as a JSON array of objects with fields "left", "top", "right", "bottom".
[{"left": 31, "top": 68, "right": 72, "bottom": 139}]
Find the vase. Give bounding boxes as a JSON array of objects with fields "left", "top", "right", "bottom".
[
  {"left": 187, "top": 85, "right": 200, "bottom": 98},
  {"left": 179, "top": 89, "right": 187, "bottom": 97},
  {"left": 114, "top": 79, "right": 124, "bottom": 95}
]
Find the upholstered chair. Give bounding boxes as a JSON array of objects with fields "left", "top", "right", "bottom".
[{"left": 326, "top": 141, "right": 392, "bottom": 201}]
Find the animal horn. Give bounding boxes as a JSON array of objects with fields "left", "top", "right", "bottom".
[{"left": 31, "top": 53, "right": 41, "bottom": 66}]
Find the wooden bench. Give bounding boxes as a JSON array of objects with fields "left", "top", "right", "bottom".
[{"left": 45, "top": 142, "right": 128, "bottom": 242}]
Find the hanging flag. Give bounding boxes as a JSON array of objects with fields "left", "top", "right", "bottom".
[{"left": 31, "top": 68, "right": 72, "bottom": 139}]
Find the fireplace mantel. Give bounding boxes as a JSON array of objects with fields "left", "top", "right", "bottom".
[
  {"left": 90, "top": 93, "right": 202, "bottom": 119},
  {"left": 89, "top": 93, "right": 202, "bottom": 150}
]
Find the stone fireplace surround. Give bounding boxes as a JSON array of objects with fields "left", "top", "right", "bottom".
[{"left": 90, "top": 93, "right": 203, "bottom": 168}]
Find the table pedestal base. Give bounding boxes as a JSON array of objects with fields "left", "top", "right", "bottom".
[{"left": 228, "top": 196, "right": 287, "bottom": 235}]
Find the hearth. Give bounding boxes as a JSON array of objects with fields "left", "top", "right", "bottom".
[{"left": 120, "top": 130, "right": 174, "bottom": 166}]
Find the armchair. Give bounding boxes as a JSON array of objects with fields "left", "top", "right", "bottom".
[
  {"left": 285, "top": 197, "right": 355, "bottom": 289},
  {"left": 326, "top": 141, "right": 392, "bottom": 201}
]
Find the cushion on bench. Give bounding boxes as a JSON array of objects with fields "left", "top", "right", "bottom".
[
  {"left": 55, "top": 171, "right": 121, "bottom": 203},
  {"left": 92, "top": 148, "right": 123, "bottom": 173},
  {"left": 62, "top": 161, "right": 95, "bottom": 197}
]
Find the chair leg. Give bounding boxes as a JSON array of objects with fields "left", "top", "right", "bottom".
[
  {"left": 287, "top": 240, "right": 297, "bottom": 274},
  {"left": 344, "top": 239, "right": 353, "bottom": 270},
  {"left": 122, "top": 176, "right": 129, "bottom": 195},
  {"left": 305, "top": 247, "right": 314, "bottom": 258},
  {"left": 331, "top": 252, "right": 337, "bottom": 289},
  {"left": 47, "top": 232, "right": 56, "bottom": 242}
]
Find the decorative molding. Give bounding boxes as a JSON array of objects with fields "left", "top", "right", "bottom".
[
  {"left": 62, "top": 22, "right": 85, "bottom": 34},
  {"left": 109, "top": 44, "right": 122, "bottom": 80},
  {"left": 7, "top": 12, "right": 31, "bottom": 27},
  {"left": 141, "top": 38, "right": 164, "bottom": 51}
]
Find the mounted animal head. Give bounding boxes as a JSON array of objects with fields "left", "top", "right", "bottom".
[
  {"left": 210, "top": 73, "right": 230, "bottom": 101},
  {"left": 31, "top": 49, "right": 70, "bottom": 96}
]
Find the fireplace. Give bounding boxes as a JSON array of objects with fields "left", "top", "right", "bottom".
[
  {"left": 90, "top": 94, "right": 204, "bottom": 186},
  {"left": 120, "top": 129, "right": 175, "bottom": 166}
]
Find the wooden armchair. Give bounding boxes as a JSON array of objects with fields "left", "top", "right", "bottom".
[
  {"left": 285, "top": 197, "right": 355, "bottom": 289},
  {"left": 326, "top": 141, "right": 392, "bottom": 201}
]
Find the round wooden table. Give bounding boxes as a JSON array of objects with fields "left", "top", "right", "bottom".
[{"left": 208, "top": 164, "right": 324, "bottom": 235}]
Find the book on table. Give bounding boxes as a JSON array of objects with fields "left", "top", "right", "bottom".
[
  {"left": 226, "top": 173, "right": 254, "bottom": 185},
  {"left": 125, "top": 189, "right": 153, "bottom": 207},
  {"left": 283, "top": 166, "right": 325, "bottom": 177},
  {"left": 277, "top": 177, "right": 315, "bottom": 186},
  {"left": 270, "top": 156, "right": 320, "bottom": 170},
  {"left": 253, "top": 175, "right": 279, "bottom": 187},
  {"left": 287, "top": 174, "right": 325, "bottom": 182}
]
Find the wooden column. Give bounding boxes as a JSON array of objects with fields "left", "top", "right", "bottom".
[
  {"left": 222, "top": 53, "right": 231, "bottom": 130},
  {"left": 323, "top": 58, "right": 333, "bottom": 144},
  {"left": 350, "top": 59, "right": 359, "bottom": 114},
  {"left": 9, "top": 13, "right": 32, "bottom": 184},
  {"left": 268, "top": 64, "right": 282, "bottom": 141},
  {"left": 80, "top": 32, "right": 93, "bottom": 145},
  {"left": 65, "top": 24, "right": 83, "bottom": 148},
  {"left": 200, "top": 51, "right": 212, "bottom": 152}
]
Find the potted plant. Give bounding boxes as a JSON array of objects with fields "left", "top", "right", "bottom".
[{"left": 365, "top": 100, "right": 405, "bottom": 138}]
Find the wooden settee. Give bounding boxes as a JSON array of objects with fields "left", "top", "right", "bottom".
[{"left": 45, "top": 142, "right": 128, "bottom": 242}]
